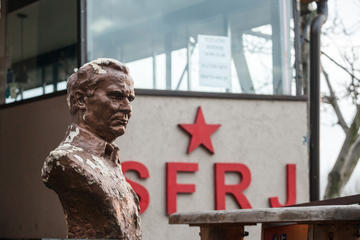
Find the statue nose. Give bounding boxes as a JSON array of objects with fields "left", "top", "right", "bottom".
[
  {"left": 121, "top": 108, "right": 131, "bottom": 114},
  {"left": 119, "top": 103, "right": 132, "bottom": 114}
]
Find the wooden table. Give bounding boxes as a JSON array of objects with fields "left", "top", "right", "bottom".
[{"left": 169, "top": 205, "right": 360, "bottom": 240}]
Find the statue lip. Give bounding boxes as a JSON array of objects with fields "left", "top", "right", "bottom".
[{"left": 111, "top": 116, "right": 128, "bottom": 125}]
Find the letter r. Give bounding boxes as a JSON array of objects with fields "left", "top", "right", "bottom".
[{"left": 215, "top": 163, "right": 252, "bottom": 210}]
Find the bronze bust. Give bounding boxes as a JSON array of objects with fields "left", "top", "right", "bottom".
[{"left": 41, "top": 58, "right": 141, "bottom": 239}]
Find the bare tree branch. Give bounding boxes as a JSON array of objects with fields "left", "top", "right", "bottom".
[
  {"left": 321, "top": 50, "right": 360, "bottom": 82},
  {"left": 321, "top": 65, "right": 349, "bottom": 133},
  {"left": 324, "top": 105, "right": 360, "bottom": 199},
  {"left": 341, "top": 46, "right": 360, "bottom": 104},
  {"left": 304, "top": 38, "right": 360, "bottom": 82}
]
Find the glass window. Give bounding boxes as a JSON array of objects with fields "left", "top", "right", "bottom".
[
  {"left": 87, "top": 0, "right": 297, "bottom": 95},
  {"left": 1, "top": 0, "right": 78, "bottom": 104}
]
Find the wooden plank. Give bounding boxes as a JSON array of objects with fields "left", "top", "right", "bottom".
[
  {"left": 200, "top": 225, "right": 245, "bottom": 240},
  {"left": 308, "top": 224, "right": 314, "bottom": 240},
  {"left": 312, "top": 223, "right": 360, "bottom": 240},
  {"left": 169, "top": 205, "right": 360, "bottom": 225},
  {"left": 263, "top": 224, "right": 308, "bottom": 240}
]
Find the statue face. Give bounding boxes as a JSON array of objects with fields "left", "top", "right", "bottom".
[{"left": 81, "top": 70, "right": 135, "bottom": 142}]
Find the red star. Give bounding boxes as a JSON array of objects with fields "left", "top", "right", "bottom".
[{"left": 179, "top": 106, "right": 221, "bottom": 154}]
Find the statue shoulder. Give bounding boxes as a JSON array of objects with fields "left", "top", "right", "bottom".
[
  {"left": 41, "top": 143, "right": 86, "bottom": 184},
  {"left": 45, "top": 143, "right": 85, "bottom": 165}
]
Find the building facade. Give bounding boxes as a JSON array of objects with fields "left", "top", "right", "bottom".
[{"left": 0, "top": 1, "right": 309, "bottom": 240}]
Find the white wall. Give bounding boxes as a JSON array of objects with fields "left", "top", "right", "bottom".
[
  {"left": 116, "top": 95, "right": 308, "bottom": 240},
  {"left": 0, "top": 94, "right": 308, "bottom": 240}
]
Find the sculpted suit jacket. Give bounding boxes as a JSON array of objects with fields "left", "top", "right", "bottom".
[{"left": 41, "top": 124, "right": 141, "bottom": 239}]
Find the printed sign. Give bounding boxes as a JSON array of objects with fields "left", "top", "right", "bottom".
[{"left": 198, "top": 34, "right": 231, "bottom": 88}]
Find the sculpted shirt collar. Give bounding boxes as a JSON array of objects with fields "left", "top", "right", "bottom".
[{"left": 64, "top": 124, "right": 120, "bottom": 164}]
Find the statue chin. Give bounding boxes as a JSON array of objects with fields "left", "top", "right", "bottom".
[{"left": 110, "top": 125, "right": 126, "bottom": 138}]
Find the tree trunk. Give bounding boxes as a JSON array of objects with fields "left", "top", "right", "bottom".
[{"left": 324, "top": 106, "right": 360, "bottom": 199}]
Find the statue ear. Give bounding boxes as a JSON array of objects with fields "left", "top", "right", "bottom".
[{"left": 74, "top": 90, "right": 86, "bottom": 111}]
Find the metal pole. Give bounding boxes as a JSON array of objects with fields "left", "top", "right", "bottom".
[
  {"left": 17, "top": 13, "right": 26, "bottom": 100},
  {"left": 0, "top": 0, "right": 7, "bottom": 103},
  {"left": 309, "top": 0, "right": 328, "bottom": 201},
  {"left": 293, "top": 0, "right": 302, "bottom": 96},
  {"left": 78, "top": 0, "right": 87, "bottom": 66},
  {"left": 42, "top": 67, "right": 45, "bottom": 95},
  {"left": 165, "top": 35, "right": 172, "bottom": 90},
  {"left": 225, "top": 15, "right": 232, "bottom": 93},
  {"left": 153, "top": 52, "right": 157, "bottom": 89},
  {"left": 187, "top": 36, "right": 192, "bottom": 91}
]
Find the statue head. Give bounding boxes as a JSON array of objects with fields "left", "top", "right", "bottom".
[{"left": 66, "top": 58, "right": 135, "bottom": 143}]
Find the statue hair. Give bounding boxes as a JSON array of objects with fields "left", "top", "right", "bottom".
[{"left": 66, "top": 58, "right": 129, "bottom": 114}]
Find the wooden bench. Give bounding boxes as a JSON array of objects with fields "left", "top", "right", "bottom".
[{"left": 169, "top": 205, "right": 360, "bottom": 240}]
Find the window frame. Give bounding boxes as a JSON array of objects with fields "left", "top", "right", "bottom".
[{"left": 0, "top": 0, "right": 304, "bottom": 107}]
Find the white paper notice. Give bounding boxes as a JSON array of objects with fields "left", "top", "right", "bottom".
[{"left": 198, "top": 34, "right": 231, "bottom": 88}]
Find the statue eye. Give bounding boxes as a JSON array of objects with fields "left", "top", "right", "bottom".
[
  {"left": 108, "top": 92, "right": 123, "bottom": 100},
  {"left": 128, "top": 96, "right": 135, "bottom": 102}
]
